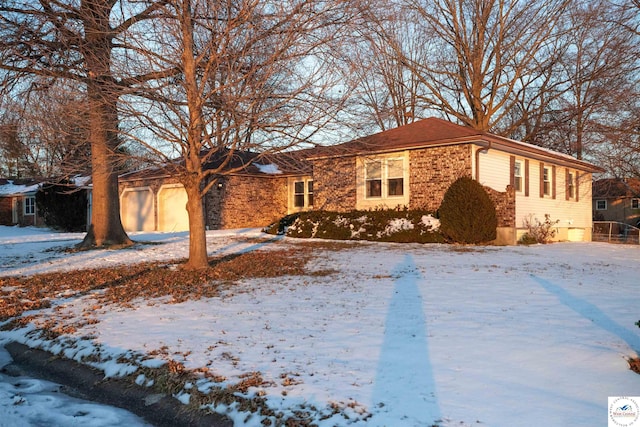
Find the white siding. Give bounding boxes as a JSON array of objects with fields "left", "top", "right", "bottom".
[
  {"left": 475, "top": 147, "right": 593, "bottom": 241},
  {"left": 476, "top": 149, "right": 511, "bottom": 192}
]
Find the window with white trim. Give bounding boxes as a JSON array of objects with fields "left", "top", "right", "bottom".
[
  {"left": 514, "top": 161, "right": 523, "bottom": 192},
  {"left": 24, "top": 196, "right": 35, "bottom": 216},
  {"left": 596, "top": 200, "right": 607, "bottom": 210},
  {"left": 293, "top": 179, "right": 313, "bottom": 208},
  {"left": 543, "top": 166, "right": 551, "bottom": 196},
  {"left": 365, "top": 158, "right": 404, "bottom": 199},
  {"left": 568, "top": 171, "right": 575, "bottom": 199},
  {"left": 307, "top": 181, "right": 314, "bottom": 207},
  {"left": 365, "top": 160, "right": 382, "bottom": 198},
  {"left": 632, "top": 198, "right": 639, "bottom": 209}
]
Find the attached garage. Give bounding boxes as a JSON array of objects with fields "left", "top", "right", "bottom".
[
  {"left": 121, "top": 188, "right": 155, "bottom": 232},
  {"left": 158, "top": 184, "right": 189, "bottom": 232}
]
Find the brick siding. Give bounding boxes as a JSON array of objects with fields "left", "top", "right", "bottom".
[
  {"left": 409, "top": 145, "right": 473, "bottom": 211},
  {"left": 210, "top": 175, "right": 288, "bottom": 229},
  {"left": 485, "top": 185, "right": 516, "bottom": 227},
  {"left": 312, "top": 156, "right": 357, "bottom": 212}
]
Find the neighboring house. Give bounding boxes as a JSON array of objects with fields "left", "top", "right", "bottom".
[
  {"left": 119, "top": 117, "right": 603, "bottom": 244},
  {"left": 592, "top": 178, "right": 640, "bottom": 227},
  {"left": 0, "top": 179, "right": 45, "bottom": 227}
]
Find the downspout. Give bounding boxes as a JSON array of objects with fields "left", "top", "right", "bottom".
[{"left": 474, "top": 141, "right": 492, "bottom": 181}]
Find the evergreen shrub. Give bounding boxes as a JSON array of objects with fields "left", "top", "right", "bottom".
[
  {"left": 266, "top": 208, "right": 444, "bottom": 243},
  {"left": 36, "top": 182, "right": 88, "bottom": 232},
  {"left": 438, "top": 176, "right": 497, "bottom": 244}
]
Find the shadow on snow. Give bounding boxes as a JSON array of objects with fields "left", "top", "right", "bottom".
[
  {"left": 531, "top": 274, "right": 640, "bottom": 354},
  {"left": 371, "top": 254, "right": 441, "bottom": 425}
]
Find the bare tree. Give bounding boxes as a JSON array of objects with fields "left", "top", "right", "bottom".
[
  {"left": 338, "top": 1, "right": 426, "bottom": 133},
  {"left": 0, "top": 82, "right": 92, "bottom": 178},
  {"left": 0, "top": 0, "right": 173, "bottom": 248},
  {"left": 368, "top": 0, "right": 571, "bottom": 136},
  {"left": 538, "top": 0, "right": 640, "bottom": 160},
  {"left": 122, "top": 0, "right": 350, "bottom": 269}
]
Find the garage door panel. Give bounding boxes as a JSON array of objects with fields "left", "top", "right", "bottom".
[
  {"left": 159, "top": 186, "right": 189, "bottom": 231},
  {"left": 122, "top": 189, "right": 155, "bottom": 232}
]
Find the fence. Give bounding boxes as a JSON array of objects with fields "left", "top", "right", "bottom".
[{"left": 592, "top": 221, "right": 640, "bottom": 245}]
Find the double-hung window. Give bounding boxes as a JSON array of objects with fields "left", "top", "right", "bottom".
[
  {"left": 632, "top": 198, "right": 639, "bottom": 209},
  {"left": 567, "top": 171, "right": 575, "bottom": 199},
  {"left": 365, "top": 158, "right": 404, "bottom": 199},
  {"left": 387, "top": 159, "right": 404, "bottom": 196},
  {"left": 514, "top": 161, "right": 523, "bottom": 192},
  {"left": 293, "top": 179, "right": 313, "bottom": 208},
  {"left": 24, "top": 196, "right": 36, "bottom": 216},
  {"left": 365, "top": 161, "right": 382, "bottom": 198},
  {"left": 543, "top": 167, "right": 551, "bottom": 196},
  {"left": 596, "top": 200, "right": 607, "bottom": 210}
]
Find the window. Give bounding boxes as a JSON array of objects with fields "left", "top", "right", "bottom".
[
  {"left": 632, "top": 198, "right": 639, "bottom": 209},
  {"left": 365, "top": 160, "right": 382, "bottom": 198},
  {"left": 543, "top": 167, "right": 551, "bottom": 196},
  {"left": 294, "top": 181, "right": 305, "bottom": 207},
  {"left": 596, "top": 200, "right": 607, "bottom": 210},
  {"left": 568, "top": 171, "right": 575, "bottom": 199},
  {"left": 307, "top": 181, "right": 314, "bottom": 207},
  {"left": 365, "top": 158, "right": 404, "bottom": 198},
  {"left": 293, "top": 179, "right": 313, "bottom": 208},
  {"left": 387, "top": 159, "right": 404, "bottom": 196},
  {"left": 514, "top": 161, "right": 523, "bottom": 192},
  {"left": 24, "top": 196, "right": 35, "bottom": 216}
]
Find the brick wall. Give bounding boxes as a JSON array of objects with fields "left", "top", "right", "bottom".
[
  {"left": 485, "top": 185, "right": 516, "bottom": 227},
  {"left": 409, "top": 145, "right": 473, "bottom": 211},
  {"left": 215, "top": 175, "right": 288, "bottom": 229},
  {"left": 312, "top": 156, "right": 356, "bottom": 212}
]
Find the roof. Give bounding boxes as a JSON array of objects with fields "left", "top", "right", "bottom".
[
  {"left": 592, "top": 178, "right": 640, "bottom": 198},
  {"left": 0, "top": 179, "right": 43, "bottom": 197},
  {"left": 119, "top": 149, "right": 311, "bottom": 182},
  {"left": 306, "top": 117, "right": 604, "bottom": 173}
]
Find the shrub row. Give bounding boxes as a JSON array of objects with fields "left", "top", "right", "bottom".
[
  {"left": 265, "top": 176, "right": 499, "bottom": 245},
  {"left": 265, "top": 209, "right": 445, "bottom": 244}
]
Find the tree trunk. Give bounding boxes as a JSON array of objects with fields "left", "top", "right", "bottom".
[
  {"left": 78, "top": 0, "right": 131, "bottom": 249},
  {"left": 183, "top": 180, "right": 209, "bottom": 270}
]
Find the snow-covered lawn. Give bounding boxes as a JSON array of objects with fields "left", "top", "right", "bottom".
[{"left": 1, "top": 225, "right": 639, "bottom": 426}]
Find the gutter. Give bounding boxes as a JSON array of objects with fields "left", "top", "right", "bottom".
[{"left": 474, "top": 141, "right": 492, "bottom": 181}]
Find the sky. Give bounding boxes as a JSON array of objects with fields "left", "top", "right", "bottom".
[{"left": 0, "top": 225, "right": 639, "bottom": 427}]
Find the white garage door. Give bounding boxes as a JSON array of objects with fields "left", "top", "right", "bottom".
[
  {"left": 121, "top": 189, "right": 155, "bottom": 232},
  {"left": 158, "top": 185, "right": 189, "bottom": 231}
]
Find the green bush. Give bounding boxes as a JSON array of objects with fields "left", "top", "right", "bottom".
[
  {"left": 438, "top": 176, "right": 497, "bottom": 244},
  {"left": 264, "top": 213, "right": 300, "bottom": 235},
  {"left": 36, "top": 182, "right": 88, "bottom": 232},
  {"left": 275, "top": 208, "right": 444, "bottom": 243}
]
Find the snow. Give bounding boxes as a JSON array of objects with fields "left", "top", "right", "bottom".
[
  {"left": 255, "top": 163, "right": 282, "bottom": 174},
  {"left": 0, "top": 346, "right": 150, "bottom": 426},
  {"left": 0, "top": 181, "right": 41, "bottom": 196},
  {"left": 0, "top": 225, "right": 639, "bottom": 426}
]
